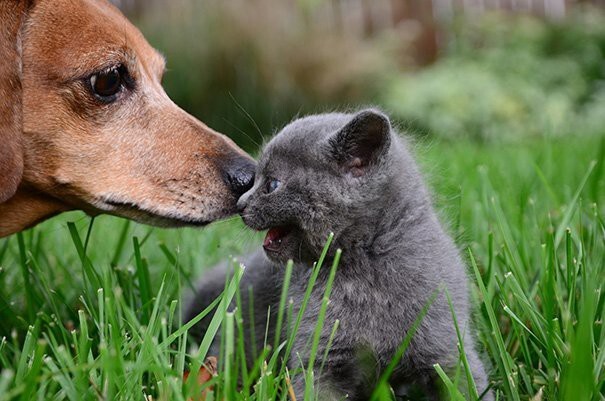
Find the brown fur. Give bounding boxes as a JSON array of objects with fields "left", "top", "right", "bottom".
[{"left": 0, "top": 0, "right": 254, "bottom": 237}]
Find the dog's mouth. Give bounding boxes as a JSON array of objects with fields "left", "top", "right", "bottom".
[{"left": 263, "top": 226, "right": 294, "bottom": 253}]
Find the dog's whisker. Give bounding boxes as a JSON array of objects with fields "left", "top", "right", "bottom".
[
  {"left": 222, "top": 117, "right": 262, "bottom": 148},
  {"left": 228, "top": 92, "right": 265, "bottom": 142}
]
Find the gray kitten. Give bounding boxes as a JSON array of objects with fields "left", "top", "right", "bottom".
[{"left": 186, "top": 109, "right": 492, "bottom": 401}]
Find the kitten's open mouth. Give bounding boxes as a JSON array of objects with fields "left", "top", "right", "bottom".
[{"left": 263, "top": 226, "right": 293, "bottom": 252}]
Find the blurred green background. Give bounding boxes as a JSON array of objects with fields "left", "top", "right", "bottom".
[{"left": 116, "top": 0, "right": 605, "bottom": 150}]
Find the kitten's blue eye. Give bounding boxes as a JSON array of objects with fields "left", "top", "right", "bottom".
[{"left": 266, "top": 178, "right": 281, "bottom": 193}]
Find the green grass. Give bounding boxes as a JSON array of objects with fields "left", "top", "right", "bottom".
[{"left": 0, "top": 135, "right": 603, "bottom": 400}]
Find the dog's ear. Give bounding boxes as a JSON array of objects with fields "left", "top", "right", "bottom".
[
  {"left": 329, "top": 109, "right": 392, "bottom": 176},
  {"left": 0, "top": 2, "right": 27, "bottom": 203}
]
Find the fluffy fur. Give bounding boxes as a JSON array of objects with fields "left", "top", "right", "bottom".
[{"left": 186, "top": 109, "right": 492, "bottom": 400}]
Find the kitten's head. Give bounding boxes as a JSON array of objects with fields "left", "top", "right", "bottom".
[{"left": 238, "top": 109, "right": 421, "bottom": 264}]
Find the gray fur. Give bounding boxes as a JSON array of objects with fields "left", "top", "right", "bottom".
[{"left": 186, "top": 109, "right": 493, "bottom": 400}]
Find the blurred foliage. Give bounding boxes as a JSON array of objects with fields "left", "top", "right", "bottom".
[
  {"left": 384, "top": 7, "right": 605, "bottom": 141},
  {"left": 135, "top": 0, "right": 408, "bottom": 153},
  {"left": 134, "top": 1, "right": 605, "bottom": 146}
]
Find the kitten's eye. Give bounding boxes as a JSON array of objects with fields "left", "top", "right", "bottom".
[{"left": 266, "top": 178, "right": 281, "bottom": 194}]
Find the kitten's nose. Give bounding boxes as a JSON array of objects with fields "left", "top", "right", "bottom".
[
  {"left": 236, "top": 190, "right": 251, "bottom": 213},
  {"left": 224, "top": 158, "right": 255, "bottom": 197}
]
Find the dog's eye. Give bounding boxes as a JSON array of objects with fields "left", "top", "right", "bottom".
[
  {"left": 266, "top": 178, "right": 281, "bottom": 194},
  {"left": 90, "top": 65, "right": 126, "bottom": 101}
]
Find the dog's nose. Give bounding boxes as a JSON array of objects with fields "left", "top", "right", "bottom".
[{"left": 224, "top": 158, "right": 256, "bottom": 197}]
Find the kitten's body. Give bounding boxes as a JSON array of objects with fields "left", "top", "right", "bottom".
[{"left": 186, "top": 110, "right": 492, "bottom": 400}]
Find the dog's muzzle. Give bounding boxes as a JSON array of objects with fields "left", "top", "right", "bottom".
[{"left": 224, "top": 157, "right": 256, "bottom": 197}]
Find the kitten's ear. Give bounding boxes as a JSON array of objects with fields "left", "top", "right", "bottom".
[{"left": 329, "top": 109, "right": 391, "bottom": 176}]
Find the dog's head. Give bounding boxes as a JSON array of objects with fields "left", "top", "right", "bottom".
[{"left": 0, "top": 0, "right": 255, "bottom": 233}]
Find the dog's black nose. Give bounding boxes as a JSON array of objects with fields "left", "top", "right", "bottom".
[{"left": 224, "top": 158, "right": 255, "bottom": 197}]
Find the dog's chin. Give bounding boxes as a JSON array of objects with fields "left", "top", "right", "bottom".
[
  {"left": 96, "top": 198, "right": 235, "bottom": 228},
  {"left": 126, "top": 211, "right": 211, "bottom": 228}
]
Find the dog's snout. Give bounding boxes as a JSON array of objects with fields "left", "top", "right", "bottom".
[{"left": 224, "top": 158, "right": 256, "bottom": 197}]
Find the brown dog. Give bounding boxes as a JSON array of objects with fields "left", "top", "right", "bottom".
[{"left": 0, "top": 0, "right": 256, "bottom": 238}]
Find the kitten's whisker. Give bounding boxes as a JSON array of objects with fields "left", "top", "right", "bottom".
[{"left": 211, "top": 216, "right": 243, "bottom": 225}]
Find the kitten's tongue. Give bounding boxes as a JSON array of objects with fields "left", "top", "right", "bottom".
[{"left": 263, "top": 227, "right": 290, "bottom": 251}]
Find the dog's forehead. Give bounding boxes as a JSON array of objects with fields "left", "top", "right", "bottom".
[{"left": 24, "top": 0, "right": 165, "bottom": 80}]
